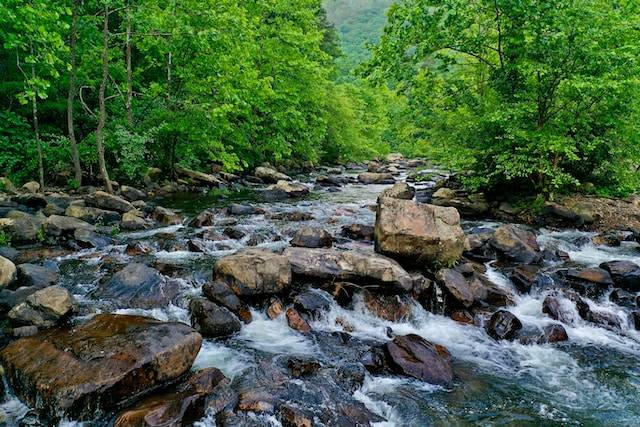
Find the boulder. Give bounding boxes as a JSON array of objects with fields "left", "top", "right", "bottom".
[
  {"left": 374, "top": 197, "right": 465, "bottom": 269},
  {"left": 188, "top": 210, "right": 216, "bottom": 228},
  {"left": 150, "top": 206, "right": 183, "bottom": 226},
  {"left": 120, "top": 185, "right": 147, "bottom": 201},
  {"left": 65, "top": 205, "right": 121, "bottom": 225},
  {"left": 435, "top": 268, "right": 475, "bottom": 308},
  {"left": 214, "top": 248, "right": 292, "bottom": 296},
  {"left": 19, "top": 181, "right": 40, "bottom": 194},
  {"left": 73, "top": 228, "right": 113, "bottom": 249},
  {"left": 0, "top": 215, "right": 45, "bottom": 243},
  {"left": 362, "top": 292, "right": 414, "bottom": 322},
  {"left": 121, "top": 210, "right": 150, "bottom": 230},
  {"left": 0, "top": 314, "right": 202, "bottom": 421},
  {"left": 114, "top": 368, "right": 227, "bottom": 427},
  {"left": 85, "top": 191, "right": 134, "bottom": 213},
  {"left": 283, "top": 247, "right": 413, "bottom": 292},
  {"left": 378, "top": 182, "right": 415, "bottom": 200},
  {"left": 189, "top": 298, "right": 241, "bottom": 338},
  {"left": 202, "top": 281, "right": 252, "bottom": 323},
  {"left": 91, "top": 263, "right": 180, "bottom": 309},
  {"left": 293, "top": 291, "right": 333, "bottom": 316},
  {"left": 386, "top": 153, "right": 404, "bottom": 162},
  {"left": 17, "top": 263, "right": 59, "bottom": 289},
  {"left": 487, "top": 310, "right": 522, "bottom": 340},
  {"left": 357, "top": 172, "right": 394, "bottom": 184},
  {"left": 254, "top": 166, "right": 291, "bottom": 183},
  {"left": 286, "top": 307, "right": 312, "bottom": 334},
  {"left": 565, "top": 267, "right": 613, "bottom": 298},
  {"left": 489, "top": 225, "right": 542, "bottom": 264},
  {"left": 262, "top": 181, "right": 310, "bottom": 201},
  {"left": 174, "top": 163, "right": 226, "bottom": 187},
  {"left": 11, "top": 193, "right": 47, "bottom": 209},
  {"left": 0, "top": 176, "right": 16, "bottom": 193},
  {"left": 290, "top": 227, "right": 333, "bottom": 248},
  {"left": 229, "top": 203, "right": 264, "bottom": 215},
  {"left": 431, "top": 188, "right": 490, "bottom": 218},
  {"left": 43, "top": 215, "right": 95, "bottom": 237},
  {"left": 0, "top": 254, "right": 17, "bottom": 290},
  {"left": 384, "top": 334, "right": 453, "bottom": 386},
  {"left": 7, "top": 285, "right": 77, "bottom": 328},
  {"left": 599, "top": 260, "right": 640, "bottom": 292},
  {"left": 340, "top": 224, "right": 375, "bottom": 241},
  {"left": 536, "top": 324, "right": 569, "bottom": 344}
]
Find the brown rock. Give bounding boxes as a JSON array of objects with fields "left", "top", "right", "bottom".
[
  {"left": 290, "top": 226, "right": 333, "bottom": 248},
  {"left": 385, "top": 334, "right": 453, "bottom": 386},
  {"left": 286, "top": 307, "right": 312, "bottom": 334},
  {"left": 214, "top": 248, "right": 292, "bottom": 296}
]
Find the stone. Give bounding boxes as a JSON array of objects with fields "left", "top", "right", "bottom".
[
  {"left": 542, "top": 295, "right": 576, "bottom": 325},
  {"left": 150, "top": 206, "right": 183, "bottom": 226},
  {"left": 114, "top": 368, "right": 226, "bottom": 427},
  {"left": 11, "top": 193, "right": 47, "bottom": 209},
  {"left": 386, "top": 153, "right": 404, "bottom": 162},
  {"left": 536, "top": 324, "right": 569, "bottom": 344},
  {"left": 43, "top": 215, "right": 95, "bottom": 237},
  {"left": 435, "top": 268, "right": 475, "bottom": 308},
  {"left": 489, "top": 225, "right": 542, "bottom": 264},
  {"left": 121, "top": 210, "right": 150, "bottom": 230},
  {"left": 188, "top": 210, "right": 215, "bottom": 227},
  {"left": 174, "top": 163, "right": 226, "bottom": 187},
  {"left": 64, "top": 205, "right": 121, "bottom": 225},
  {"left": 20, "top": 181, "right": 40, "bottom": 194},
  {"left": 229, "top": 203, "right": 264, "bottom": 215},
  {"left": 293, "top": 291, "right": 333, "bottom": 315},
  {"left": 340, "top": 224, "right": 375, "bottom": 241},
  {"left": 85, "top": 191, "right": 134, "bottom": 213},
  {"left": 0, "top": 215, "right": 45, "bottom": 243},
  {"left": 119, "top": 185, "right": 147, "bottom": 201},
  {"left": 73, "top": 228, "right": 112, "bottom": 249},
  {"left": 0, "top": 254, "right": 17, "bottom": 290},
  {"left": 599, "top": 260, "right": 640, "bottom": 292},
  {"left": 189, "top": 298, "right": 241, "bottom": 338},
  {"left": 214, "top": 248, "right": 292, "bottom": 296},
  {"left": 362, "top": 292, "right": 414, "bottom": 322},
  {"left": 0, "top": 314, "right": 202, "bottom": 421},
  {"left": 8, "top": 285, "right": 77, "bottom": 328},
  {"left": 254, "top": 166, "right": 291, "bottom": 183},
  {"left": 263, "top": 181, "right": 311, "bottom": 201},
  {"left": 374, "top": 197, "right": 465, "bottom": 269},
  {"left": 0, "top": 176, "right": 16, "bottom": 193},
  {"left": 290, "top": 226, "right": 333, "bottom": 248},
  {"left": 431, "top": 188, "right": 490, "bottom": 217},
  {"left": 17, "top": 263, "right": 59, "bottom": 289},
  {"left": 378, "top": 182, "right": 415, "bottom": 200},
  {"left": 91, "top": 263, "right": 180, "bottom": 309},
  {"left": 286, "top": 307, "right": 312, "bottom": 334},
  {"left": 384, "top": 334, "right": 453, "bottom": 386},
  {"left": 487, "top": 310, "right": 522, "bottom": 340},
  {"left": 357, "top": 172, "right": 394, "bottom": 184},
  {"left": 283, "top": 247, "right": 413, "bottom": 292},
  {"left": 202, "top": 280, "right": 252, "bottom": 323}
]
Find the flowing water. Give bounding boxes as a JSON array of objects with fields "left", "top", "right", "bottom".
[{"left": 3, "top": 176, "right": 640, "bottom": 426}]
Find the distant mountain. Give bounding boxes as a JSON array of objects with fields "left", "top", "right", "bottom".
[{"left": 322, "top": 0, "right": 396, "bottom": 77}]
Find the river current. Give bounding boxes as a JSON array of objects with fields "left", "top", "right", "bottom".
[{"left": 2, "top": 176, "right": 640, "bottom": 426}]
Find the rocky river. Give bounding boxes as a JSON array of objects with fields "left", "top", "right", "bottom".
[{"left": 2, "top": 159, "right": 640, "bottom": 426}]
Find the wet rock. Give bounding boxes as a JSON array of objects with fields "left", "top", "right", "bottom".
[
  {"left": 542, "top": 295, "right": 577, "bottom": 325},
  {"left": 237, "top": 389, "right": 277, "bottom": 412},
  {"left": 340, "top": 223, "right": 374, "bottom": 241},
  {"left": 469, "top": 274, "right": 515, "bottom": 308},
  {"left": 265, "top": 211, "right": 314, "bottom": 221},
  {"left": 509, "top": 265, "right": 548, "bottom": 293},
  {"left": 202, "top": 280, "right": 252, "bottom": 323},
  {"left": 85, "top": 190, "right": 134, "bottom": 213},
  {"left": 266, "top": 296, "right": 285, "bottom": 319},
  {"left": 565, "top": 267, "right": 613, "bottom": 298},
  {"left": 188, "top": 210, "right": 215, "bottom": 227},
  {"left": 536, "top": 324, "right": 569, "bottom": 344},
  {"left": 489, "top": 225, "right": 542, "bottom": 264},
  {"left": 214, "top": 248, "right": 292, "bottom": 296},
  {"left": 114, "top": 368, "right": 226, "bottom": 427},
  {"left": 12, "top": 194, "right": 47, "bottom": 209},
  {"left": 290, "top": 226, "right": 333, "bottom": 248},
  {"left": 0, "top": 214, "right": 45, "bottom": 243},
  {"left": 150, "top": 205, "right": 183, "bottom": 226},
  {"left": 357, "top": 172, "right": 394, "bottom": 184},
  {"left": 254, "top": 166, "right": 291, "bottom": 183},
  {"left": 119, "top": 185, "right": 147, "bottom": 201},
  {"left": 431, "top": 188, "right": 490, "bottom": 218},
  {"left": 43, "top": 215, "right": 95, "bottom": 238},
  {"left": 229, "top": 203, "right": 264, "bottom": 215},
  {"left": 435, "top": 268, "right": 475, "bottom": 308},
  {"left": 8, "top": 285, "right": 77, "bottom": 328},
  {"left": 64, "top": 205, "right": 121, "bottom": 225},
  {"left": 315, "top": 174, "right": 348, "bottom": 187},
  {"left": 262, "top": 181, "right": 310, "bottom": 201},
  {"left": 73, "top": 229, "right": 112, "bottom": 249},
  {"left": 125, "top": 241, "right": 154, "bottom": 255},
  {"left": 0, "top": 314, "right": 202, "bottom": 421},
  {"left": 283, "top": 247, "right": 413, "bottom": 292},
  {"left": 379, "top": 182, "right": 415, "bottom": 200},
  {"left": 17, "top": 263, "right": 59, "bottom": 289},
  {"left": 384, "top": 334, "right": 453, "bottom": 386},
  {"left": 189, "top": 298, "right": 241, "bottom": 338},
  {"left": 0, "top": 254, "right": 17, "bottom": 289},
  {"left": 174, "top": 164, "right": 226, "bottom": 187},
  {"left": 92, "top": 263, "right": 180, "bottom": 309},
  {"left": 610, "top": 288, "right": 636, "bottom": 308},
  {"left": 286, "top": 307, "right": 312, "bottom": 334},
  {"left": 279, "top": 405, "right": 314, "bottom": 427},
  {"left": 223, "top": 227, "right": 246, "bottom": 240},
  {"left": 293, "top": 291, "right": 332, "bottom": 315},
  {"left": 630, "top": 311, "right": 640, "bottom": 330},
  {"left": 287, "top": 357, "right": 321, "bottom": 378},
  {"left": 592, "top": 231, "right": 622, "bottom": 247},
  {"left": 574, "top": 297, "right": 621, "bottom": 328},
  {"left": 599, "top": 260, "right": 640, "bottom": 292},
  {"left": 362, "top": 292, "right": 414, "bottom": 322},
  {"left": 121, "top": 209, "right": 150, "bottom": 230},
  {"left": 487, "top": 310, "right": 522, "bottom": 340},
  {"left": 375, "top": 197, "right": 465, "bottom": 269}
]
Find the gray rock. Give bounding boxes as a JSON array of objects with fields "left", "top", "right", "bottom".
[
  {"left": 85, "top": 191, "right": 134, "bottom": 213},
  {"left": 189, "top": 298, "right": 241, "bottom": 338},
  {"left": 214, "top": 248, "right": 291, "bottom": 296},
  {"left": 262, "top": 181, "right": 310, "bottom": 201},
  {"left": 0, "top": 254, "right": 17, "bottom": 290},
  {"left": 8, "top": 285, "right": 77, "bottom": 328},
  {"left": 254, "top": 166, "right": 291, "bottom": 183},
  {"left": 43, "top": 215, "right": 95, "bottom": 237}
]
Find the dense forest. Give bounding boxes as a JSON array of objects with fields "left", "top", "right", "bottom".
[
  {"left": 2, "top": 0, "right": 640, "bottom": 199},
  {"left": 0, "top": 0, "right": 393, "bottom": 192}
]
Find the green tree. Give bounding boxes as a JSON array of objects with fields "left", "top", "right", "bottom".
[{"left": 365, "top": 0, "right": 640, "bottom": 197}]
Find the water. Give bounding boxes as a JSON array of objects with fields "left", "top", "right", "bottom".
[{"left": 3, "top": 176, "right": 640, "bottom": 426}]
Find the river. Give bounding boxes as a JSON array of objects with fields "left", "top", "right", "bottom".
[{"left": 2, "top": 172, "right": 640, "bottom": 426}]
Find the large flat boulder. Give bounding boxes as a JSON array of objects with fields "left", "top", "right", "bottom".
[
  {"left": 374, "top": 197, "right": 465, "bottom": 269},
  {"left": 283, "top": 247, "right": 413, "bottom": 292},
  {"left": 214, "top": 248, "right": 292, "bottom": 296},
  {"left": 85, "top": 191, "right": 134, "bottom": 213},
  {"left": 0, "top": 314, "right": 202, "bottom": 421}
]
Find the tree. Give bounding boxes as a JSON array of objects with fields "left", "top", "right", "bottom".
[{"left": 364, "top": 0, "right": 640, "bottom": 197}]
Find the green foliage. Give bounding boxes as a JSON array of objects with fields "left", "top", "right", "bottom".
[
  {"left": 364, "top": 0, "right": 640, "bottom": 197},
  {"left": 108, "top": 126, "right": 151, "bottom": 182},
  {"left": 0, "top": 230, "right": 11, "bottom": 247}
]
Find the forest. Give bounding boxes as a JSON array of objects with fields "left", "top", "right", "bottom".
[{"left": 2, "top": 0, "right": 640, "bottom": 198}]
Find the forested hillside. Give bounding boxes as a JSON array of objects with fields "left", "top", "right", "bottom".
[{"left": 0, "top": 0, "right": 391, "bottom": 191}]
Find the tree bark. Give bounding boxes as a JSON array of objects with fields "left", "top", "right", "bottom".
[
  {"left": 67, "top": 0, "right": 82, "bottom": 187},
  {"left": 125, "top": 0, "right": 133, "bottom": 127},
  {"left": 96, "top": 5, "right": 113, "bottom": 194}
]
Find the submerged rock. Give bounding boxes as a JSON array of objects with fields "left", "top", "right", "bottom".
[
  {"left": 0, "top": 314, "right": 202, "bottom": 421},
  {"left": 374, "top": 197, "right": 465, "bottom": 269},
  {"left": 384, "top": 334, "right": 453, "bottom": 386}
]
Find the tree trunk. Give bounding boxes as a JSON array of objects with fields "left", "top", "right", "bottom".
[
  {"left": 125, "top": 0, "right": 133, "bottom": 127},
  {"left": 96, "top": 5, "right": 113, "bottom": 194},
  {"left": 67, "top": 0, "right": 82, "bottom": 187},
  {"left": 30, "top": 52, "right": 44, "bottom": 193}
]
